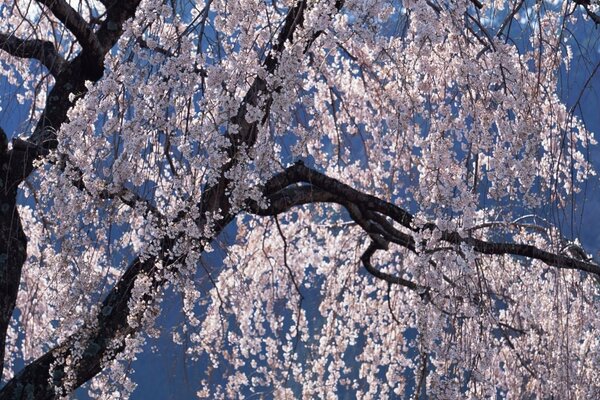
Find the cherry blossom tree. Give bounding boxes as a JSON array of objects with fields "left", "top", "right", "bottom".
[{"left": 1, "top": 0, "right": 600, "bottom": 398}]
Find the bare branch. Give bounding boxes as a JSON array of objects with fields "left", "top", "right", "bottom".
[
  {"left": 0, "top": 0, "right": 143, "bottom": 391},
  {"left": 0, "top": 253, "right": 161, "bottom": 400},
  {"left": 496, "top": 0, "right": 525, "bottom": 38},
  {"left": 262, "top": 162, "right": 415, "bottom": 229},
  {"left": 360, "top": 241, "right": 423, "bottom": 292}
]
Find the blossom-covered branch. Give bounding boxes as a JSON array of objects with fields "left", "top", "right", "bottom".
[{"left": 1, "top": 0, "right": 344, "bottom": 395}]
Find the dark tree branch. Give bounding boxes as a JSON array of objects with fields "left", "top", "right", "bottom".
[
  {"left": 203, "top": 0, "right": 345, "bottom": 230},
  {"left": 443, "top": 232, "right": 600, "bottom": 275},
  {"left": 0, "top": 205, "right": 232, "bottom": 399},
  {"left": 228, "top": 0, "right": 345, "bottom": 153},
  {"left": 0, "top": 252, "right": 162, "bottom": 399},
  {"left": 360, "top": 242, "right": 423, "bottom": 292},
  {"left": 470, "top": 0, "right": 484, "bottom": 9},
  {"left": 95, "top": 1, "right": 143, "bottom": 51},
  {"left": 36, "top": 0, "right": 102, "bottom": 55},
  {"left": 573, "top": 0, "right": 600, "bottom": 24},
  {"left": 248, "top": 184, "right": 415, "bottom": 249},
  {"left": 199, "top": 1, "right": 317, "bottom": 222},
  {"left": 496, "top": 0, "right": 525, "bottom": 38},
  {"left": 249, "top": 163, "right": 600, "bottom": 279},
  {"left": 0, "top": 32, "right": 66, "bottom": 76},
  {"left": 28, "top": 0, "right": 143, "bottom": 152}
]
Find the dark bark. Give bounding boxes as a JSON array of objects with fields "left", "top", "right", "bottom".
[
  {"left": 250, "top": 162, "right": 600, "bottom": 278},
  {"left": 573, "top": 0, "right": 600, "bottom": 24},
  {"left": 0, "top": 34, "right": 66, "bottom": 77},
  {"left": 35, "top": 0, "right": 102, "bottom": 56}
]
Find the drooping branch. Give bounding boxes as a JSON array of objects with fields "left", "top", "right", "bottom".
[{"left": 0, "top": 32, "right": 67, "bottom": 77}]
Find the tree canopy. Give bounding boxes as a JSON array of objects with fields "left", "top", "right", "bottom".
[{"left": 1, "top": 0, "right": 600, "bottom": 398}]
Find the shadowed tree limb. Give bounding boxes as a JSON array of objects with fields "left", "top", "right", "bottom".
[
  {"left": 2, "top": 0, "right": 596, "bottom": 397},
  {"left": 0, "top": 250, "right": 167, "bottom": 400},
  {"left": 0, "top": 33, "right": 67, "bottom": 77},
  {"left": 28, "top": 0, "right": 144, "bottom": 151},
  {"left": 573, "top": 0, "right": 600, "bottom": 24}
]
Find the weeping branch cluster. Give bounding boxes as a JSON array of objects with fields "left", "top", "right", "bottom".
[{"left": 0, "top": 0, "right": 598, "bottom": 398}]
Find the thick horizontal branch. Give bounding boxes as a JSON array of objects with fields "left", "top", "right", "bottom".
[
  {"left": 263, "top": 162, "right": 415, "bottom": 229},
  {"left": 0, "top": 32, "right": 66, "bottom": 76},
  {"left": 360, "top": 242, "right": 422, "bottom": 292},
  {"left": 252, "top": 163, "right": 600, "bottom": 280},
  {"left": 248, "top": 183, "right": 416, "bottom": 250},
  {"left": 444, "top": 232, "right": 600, "bottom": 275}
]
